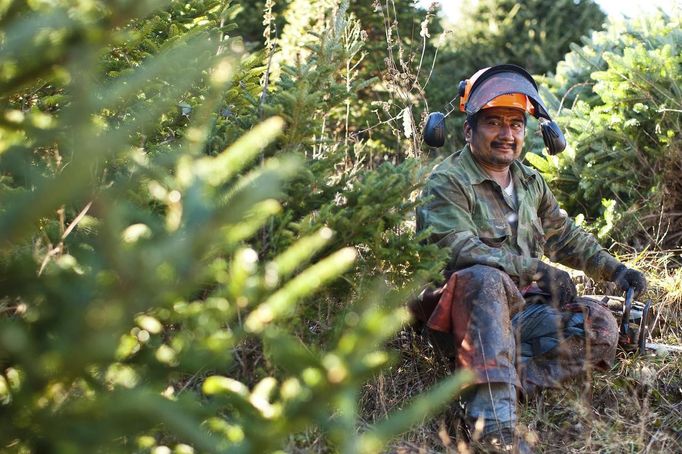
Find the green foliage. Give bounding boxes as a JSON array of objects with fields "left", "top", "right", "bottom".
[
  {"left": 261, "top": 0, "right": 444, "bottom": 161},
  {"left": 0, "top": 0, "right": 461, "bottom": 452},
  {"left": 261, "top": 0, "right": 446, "bottom": 275},
  {"left": 427, "top": 0, "right": 606, "bottom": 152},
  {"left": 450, "top": 0, "right": 606, "bottom": 74},
  {"left": 344, "top": 1, "right": 443, "bottom": 159},
  {"left": 529, "top": 12, "right": 682, "bottom": 248}
]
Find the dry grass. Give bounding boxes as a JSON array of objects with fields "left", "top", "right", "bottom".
[
  {"left": 522, "top": 353, "right": 682, "bottom": 453},
  {"left": 358, "top": 327, "right": 465, "bottom": 453}
]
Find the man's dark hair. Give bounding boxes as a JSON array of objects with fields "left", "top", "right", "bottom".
[{"left": 466, "top": 113, "right": 479, "bottom": 130}]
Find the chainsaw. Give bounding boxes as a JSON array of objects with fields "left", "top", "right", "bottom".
[{"left": 584, "top": 288, "right": 682, "bottom": 355}]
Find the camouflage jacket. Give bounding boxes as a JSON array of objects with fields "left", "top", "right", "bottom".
[{"left": 416, "top": 145, "right": 621, "bottom": 287}]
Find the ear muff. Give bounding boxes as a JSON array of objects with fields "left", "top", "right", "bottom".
[
  {"left": 539, "top": 119, "right": 566, "bottom": 155},
  {"left": 423, "top": 112, "right": 446, "bottom": 147}
]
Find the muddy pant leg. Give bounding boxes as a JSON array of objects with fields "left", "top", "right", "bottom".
[
  {"left": 443, "top": 265, "right": 525, "bottom": 386},
  {"left": 427, "top": 265, "right": 526, "bottom": 432}
]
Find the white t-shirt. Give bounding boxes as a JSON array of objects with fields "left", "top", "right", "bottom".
[{"left": 504, "top": 177, "right": 517, "bottom": 207}]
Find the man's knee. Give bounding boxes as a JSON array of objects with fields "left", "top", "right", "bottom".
[
  {"left": 454, "top": 265, "right": 525, "bottom": 318},
  {"left": 456, "top": 264, "right": 511, "bottom": 288}
]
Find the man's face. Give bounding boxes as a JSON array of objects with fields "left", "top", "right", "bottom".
[{"left": 465, "top": 106, "right": 526, "bottom": 169}]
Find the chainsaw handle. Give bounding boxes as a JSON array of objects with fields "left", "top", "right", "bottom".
[
  {"left": 620, "top": 287, "right": 634, "bottom": 338},
  {"left": 638, "top": 299, "right": 653, "bottom": 354}
]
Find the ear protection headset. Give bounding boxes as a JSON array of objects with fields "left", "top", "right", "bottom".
[{"left": 423, "top": 64, "right": 566, "bottom": 155}]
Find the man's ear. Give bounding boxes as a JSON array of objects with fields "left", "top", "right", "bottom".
[{"left": 463, "top": 120, "right": 472, "bottom": 143}]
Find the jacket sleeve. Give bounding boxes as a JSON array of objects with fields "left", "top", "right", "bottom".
[
  {"left": 537, "top": 177, "right": 621, "bottom": 281},
  {"left": 417, "top": 172, "right": 540, "bottom": 286}
]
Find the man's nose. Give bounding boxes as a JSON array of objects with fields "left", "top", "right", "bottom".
[{"left": 497, "top": 123, "right": 514, "bottom": 139}]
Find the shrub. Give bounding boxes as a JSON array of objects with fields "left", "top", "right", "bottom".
[{"left": 527, "top": 12, "right": 682, "bottom": 249}]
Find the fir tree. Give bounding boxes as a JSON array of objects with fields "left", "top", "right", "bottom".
[{"left": 0, "top": 1, "right": 464, "bottom": 452}]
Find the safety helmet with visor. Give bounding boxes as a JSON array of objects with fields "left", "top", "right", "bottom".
[
  {"left": 423, "top": 64, "right": 566, "bottom": 154},
  {"left": 458, "top": 66, "right": 535, "bottom": 116}
]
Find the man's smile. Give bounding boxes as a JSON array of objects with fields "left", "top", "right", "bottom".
[{"left": 491, "top": 141, "right": 516, "bottom": 152}]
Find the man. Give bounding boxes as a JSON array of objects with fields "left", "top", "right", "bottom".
[{"left": 412, "top": 65, "right": 647, "bottom": 452}]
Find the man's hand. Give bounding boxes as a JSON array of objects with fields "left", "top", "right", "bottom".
[
  {"left": 534, "top": 262, "right": 577, "bottom": 306},
  {"left": 612, "top": 264, "right": 647, "bottom": 297}
]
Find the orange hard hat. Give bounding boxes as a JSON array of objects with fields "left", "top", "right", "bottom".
[{"left": 459, "top": 66, "right": 536, "bottom": 115}]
